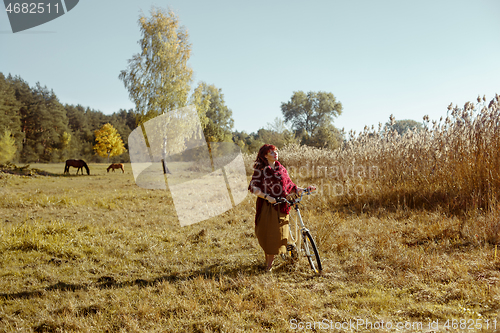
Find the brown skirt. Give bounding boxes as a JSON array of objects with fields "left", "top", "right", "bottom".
[{"left": 255, "top": 201, "right": 290, "bottom": 255}]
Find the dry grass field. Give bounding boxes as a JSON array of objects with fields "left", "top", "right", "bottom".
[
  {"left": 1, "top": 97, "right": 500, "bottom": 332},
  {"left": 0, "top": 159, "right": 498, "bottom": 332}
]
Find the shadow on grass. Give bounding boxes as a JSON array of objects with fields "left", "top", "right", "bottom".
[
  {"left": 0, "top": 260, "right": 323, "bottom": 301},
  {"left": 0, "top": 168, "right": 102, "bottom": 178},
  {"left": 336, "top": 188, "right": 486, "bottom": 217},
  {"left": 0, "top": 167, "right": 61, "bottom": 177},
  {"left": 0, "top": 163, "right": 99, "bottom": 177}
]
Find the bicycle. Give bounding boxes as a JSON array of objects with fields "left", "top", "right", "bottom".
[{"left": 274, "top": 188, "right": 322, "bottom": 273}]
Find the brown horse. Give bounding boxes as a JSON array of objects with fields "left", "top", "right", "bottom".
[
  {"left": 107, "top": 163, "right": 124, "bottom": 173},
  {"left": 64, "top": 159, "right": 90, "bottom": 175}
]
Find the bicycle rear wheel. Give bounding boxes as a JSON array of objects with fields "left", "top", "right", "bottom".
[{"left": 302, "top": 230, "right": 322, "bottom": 273}]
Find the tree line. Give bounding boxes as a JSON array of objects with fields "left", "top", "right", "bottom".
[
  {"left": 0, "top": 72, "right": 135, "bottom": 164},
  {"left": 0, "top": 70, "right": 349, "bottom": 165}
]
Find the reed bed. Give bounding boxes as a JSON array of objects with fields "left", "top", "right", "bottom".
[{"left": 250, "top": 95, "right": 500, "bottom": 246}]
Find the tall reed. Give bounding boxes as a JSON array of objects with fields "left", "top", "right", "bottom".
[{"left": 246, "top": 94, "right": 500, "bottom": 219}]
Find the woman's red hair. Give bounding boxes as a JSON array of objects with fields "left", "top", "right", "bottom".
[{"left": 253, "top": 144, "right": 277, "bottom": 170}]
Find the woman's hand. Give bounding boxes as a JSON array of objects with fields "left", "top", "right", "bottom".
[
  {"left": 296, "top": 185, "right": 316, "bottom": 195},
  {"left": 297, "top": 186, "right": 316, "bottom": 195},
  {"left": 307, "top": 185, "right": 317, "bottom": 192},
  {"left": 267, "top": 196, "right": 277, "bottom": 204}
]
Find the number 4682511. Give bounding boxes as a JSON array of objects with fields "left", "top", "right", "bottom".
[
  {"left": 5, "top": 2, "right": 60, "bottom": 14},
  {"left": 443, "top": 319, "right": 497, "bottom": 330}
]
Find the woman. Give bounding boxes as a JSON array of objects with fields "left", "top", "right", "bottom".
[{"left": 248, "top": 144, "right": 314, "bottom": 271}]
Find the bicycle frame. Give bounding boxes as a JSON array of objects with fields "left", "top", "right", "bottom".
[
  {"left": 275, "top": 189, "right": 322, "bottom": 272},
  {"left": 288, "top": 203, "right": 306, "bottom": 247}
]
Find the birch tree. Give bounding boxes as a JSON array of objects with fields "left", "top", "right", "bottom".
[
  {"left": 119, "top": 7, "right": 193, "bottom": 126},
  {"left": 190, "top": 82, "right": 234, "bottom": 142}
]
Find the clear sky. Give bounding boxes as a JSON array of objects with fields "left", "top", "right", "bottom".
[{"left": 1, "top": 0, "right": 499, "bottom": 135}]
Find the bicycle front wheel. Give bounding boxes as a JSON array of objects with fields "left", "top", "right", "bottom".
[{"left": 302, "top": 230, "right": 322, "bottom": 273}]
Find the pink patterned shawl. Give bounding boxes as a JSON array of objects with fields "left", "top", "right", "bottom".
[{"left": 248, "top": 161, "right": 297, "bottom": 225}]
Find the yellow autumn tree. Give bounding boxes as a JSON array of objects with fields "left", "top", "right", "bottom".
[
  {"left": 0, "top": 129, "right": 17, "bottom": 165},
  {"left": 93, "top": 124, "right": 126, "bottom": 163}
]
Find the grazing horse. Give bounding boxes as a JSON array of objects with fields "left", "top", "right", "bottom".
[
  {"left": 107, "top": 163, "right": 124, "bottom": 173},
  {"left": 64, "top": 159, "right": 90, "bottom": 175}
]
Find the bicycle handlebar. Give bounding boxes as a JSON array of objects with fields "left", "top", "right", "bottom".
[{"left": 273, "top": 187, "right": 316, "bottom": 206}]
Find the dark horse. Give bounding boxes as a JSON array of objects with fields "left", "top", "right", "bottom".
[
  {"left": 107, "top": 163, "right": 124, "bottom": 173},
  {"left": 64, "top": 159, "right": 90, "bottom": 175}
]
